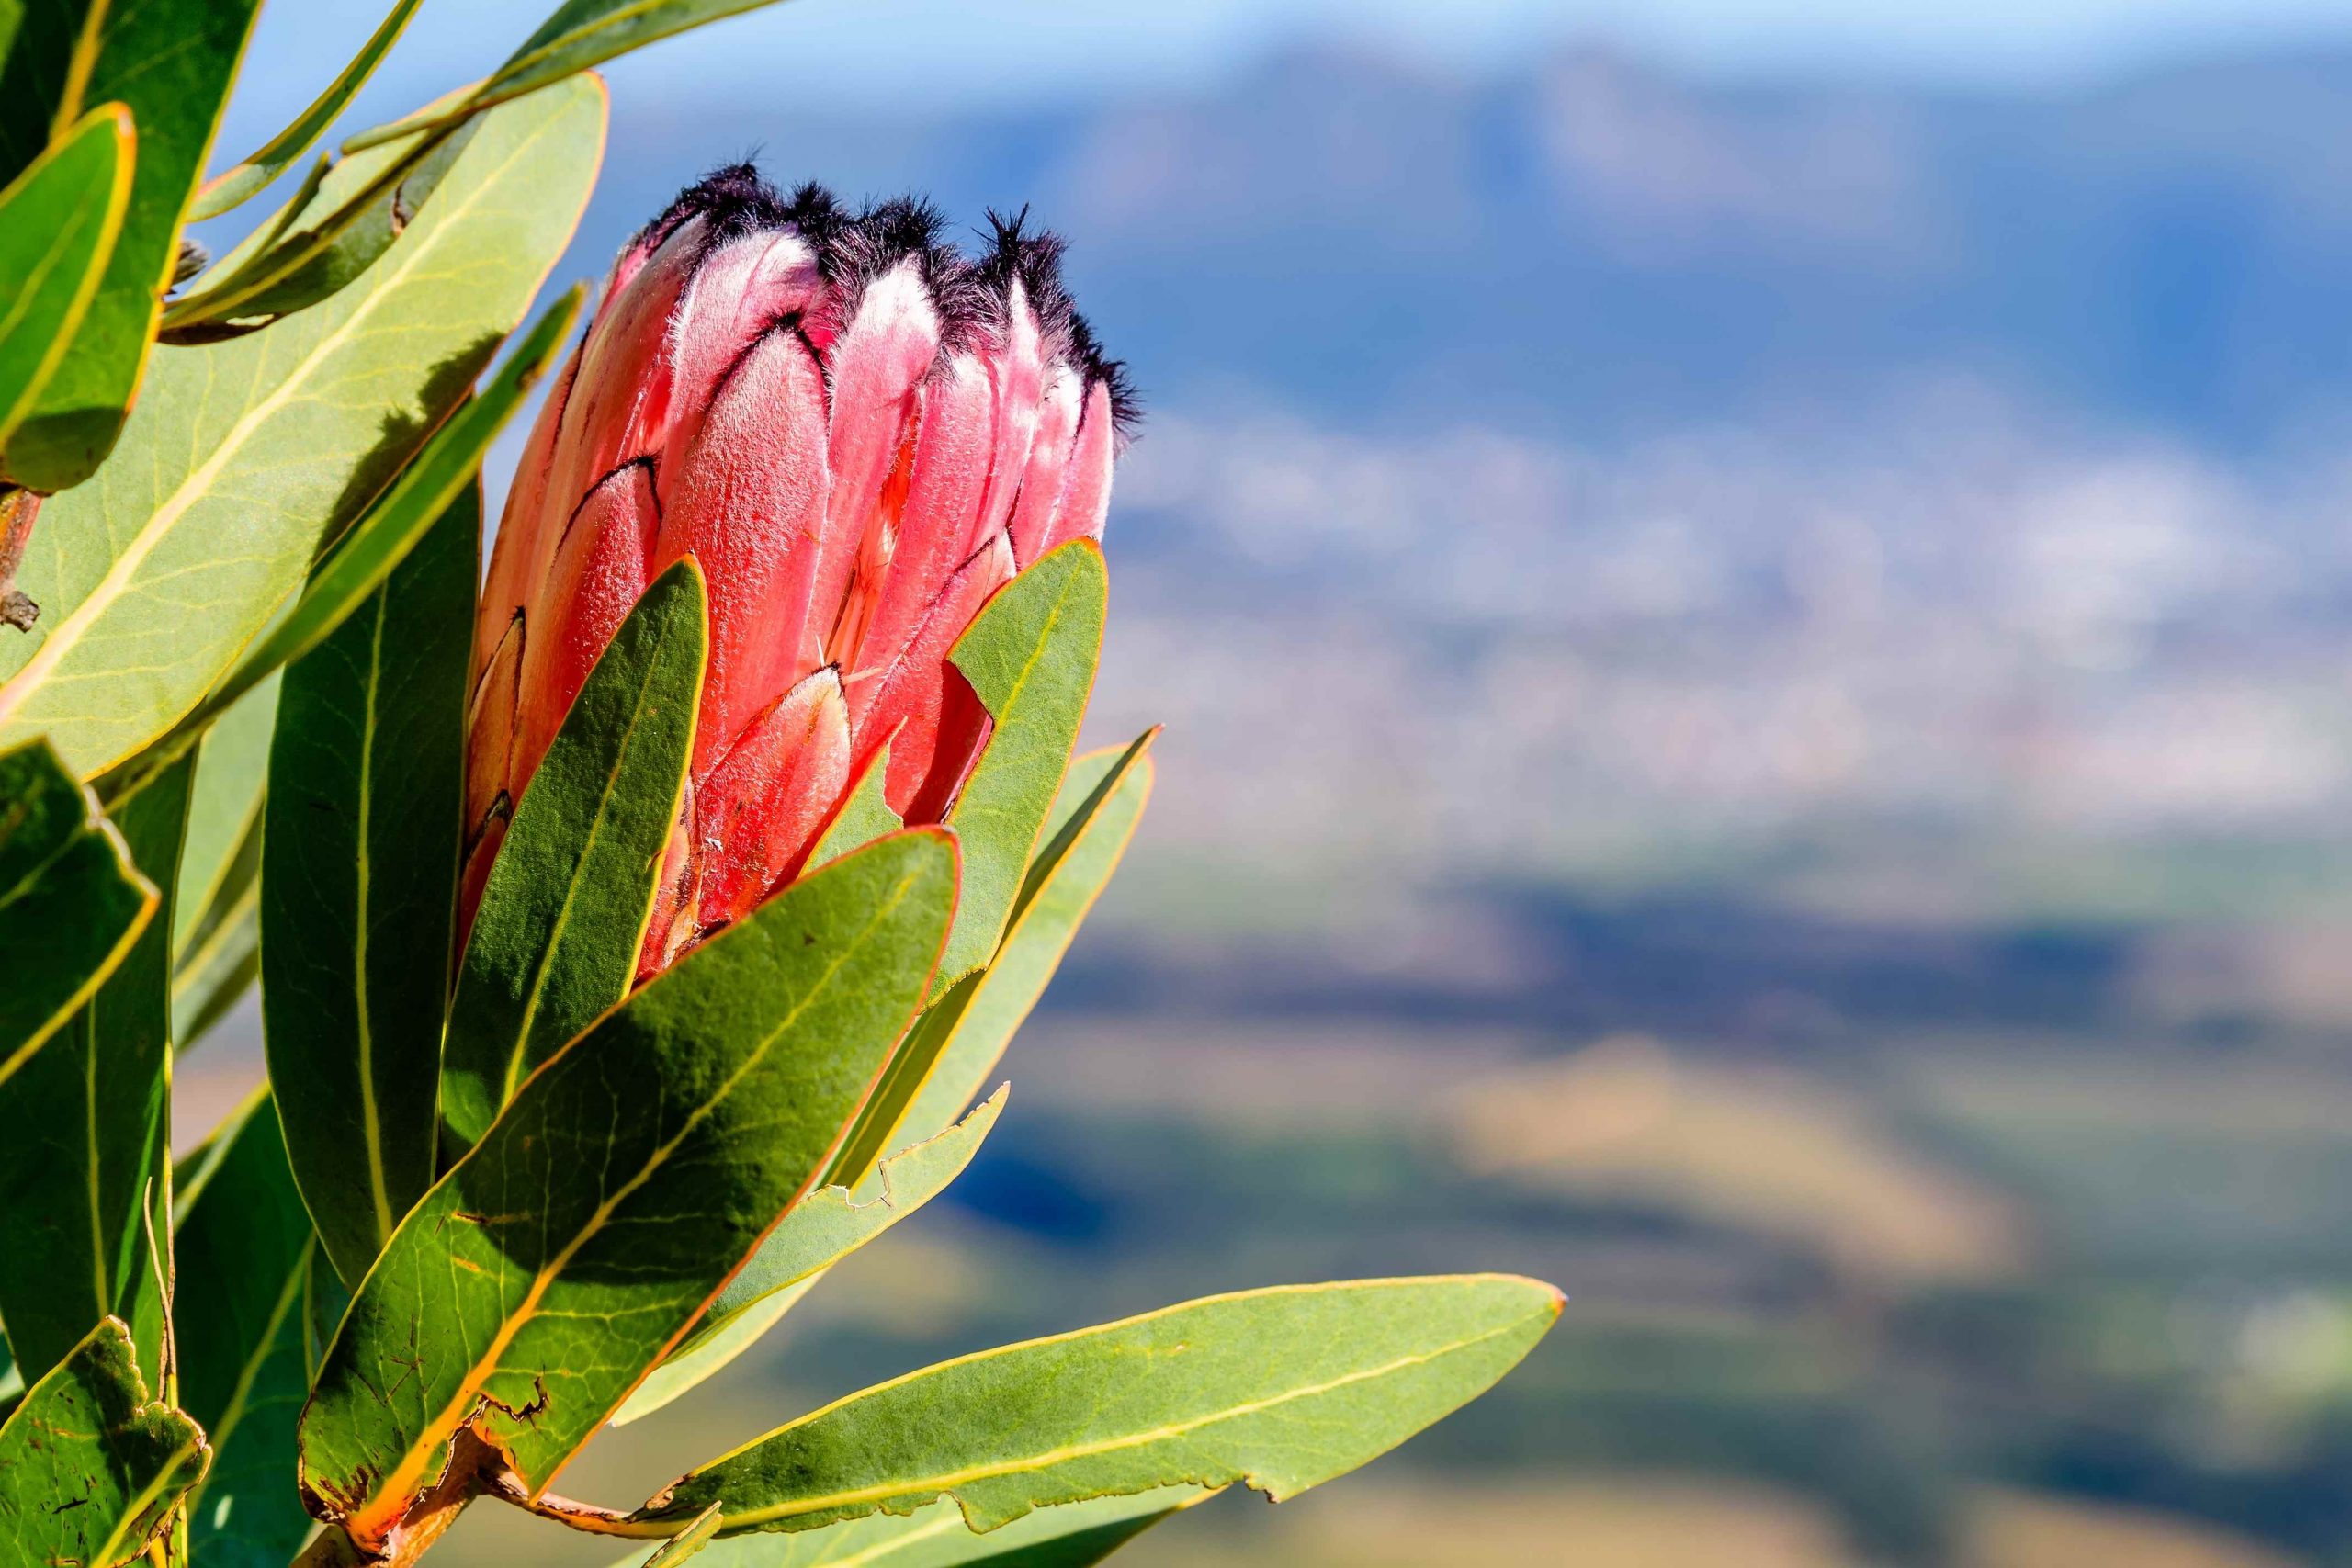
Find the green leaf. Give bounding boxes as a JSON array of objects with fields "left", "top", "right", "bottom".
[
  {"left": 0, "top": 4, "right": 92, "bottom": 187},
  {"left": 0, "top": 1316, "right": 209, "bottom": 1567},
  {"left": 640, "top": 1504, "right": 725, "bottom": 1566},
  {"left": 831, "top": 735, "right": 1152, "bottom": 1184},
  {"left": 170, "top": 835, "right": 259, "bottom": 1051},
  {"left": 164, "top": 112, "right": 479, "bottom": 339},
  {"left": 805, "top": 739, "right": 901, "bottom": 871},
  {"left": 173, "top": 671, "right": 278, "bottom": 958},
  {"left": 440, "top": 557, "right": 706, "bottom": 1152},
  {"left": 348, "top": 0, "right": 798, "bottom": 151},
  {"left": 615, "top": 1278, "right": 817, "bottom": 1434},
  {"left": 298, "top": 830, "right": 959, "bottom": 1553},
  {"left": 615, "top": 1089, "right": 1007, "bottom": 1427},
  {"left": 0, "top": 736, "right": 155, "bottom": 1087},
  {"left": 164, "top": 673, "right": 278, "bottom": 1050},
  {"left": 904, "top": 738, "right": 1149, "bottom": 1145},
  {"left": 189, "top": 0, "right": 425, "bottom": 221},
  {"left": 0, "top": 748, "right": 189, "bottom": 1389},
  {"left": 632, "top": 1275, "right": 1563, "bottom": 1538},
  {"left": 635, "top": 1488, "right": 1216, "bottom": 1568},
  {"left": 9, "top": 0, "right": 264, "bottom": 491},
  {"left": 0, "top": 106, "right": 132, "bottom": 480},
  {"left": 177, "top": 1091, "right": 345, "bottom": 1568},
  {"left": 933, "top": 540, "right": 1107, "bottom": 995},
  {"left": 173, "top": 284, "right": 586, "bottom": 741},
  {"left": 263, "top": 485, "right": 474, "bottom": 1289},
  {"left": 0, "top": 75, "right": 604, "bottom": 779}
]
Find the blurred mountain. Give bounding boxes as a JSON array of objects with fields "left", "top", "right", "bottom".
[
  {"left": 587, "top": 43, "right": 2352, "bottom": 446},
  {"left": 546, "top": 45, "right": 2352, "bottom": 931}
]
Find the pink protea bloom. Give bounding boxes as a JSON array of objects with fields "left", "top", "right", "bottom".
[{"left": 465, "top": 170, "right": 1132, "bottom": 976}]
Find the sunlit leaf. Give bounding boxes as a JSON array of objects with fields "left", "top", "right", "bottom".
[
  {"left": 639, "top": 1504, "right": 724, "bottom": 1566},
  {"left": 0, "top": 749, "right": 187, "bottom": 1389},
  {"left": 0, "top": 1317, "right": 209, "bottom": 1567},
  {"left": 298, "top": 832, "right": 957, "bottom": 1555},
  {"left": 9, "top": 0, "right": 263, "bottom": 490},
  {"left": 628, "top": 1488, "right": 1216, "bottom": 1568},
  {"left": 0, "top": 738, "right": 154, "bottom": 1089},
  {"left": 190, "top": 0, "right": 425, "bottom": 221},
  {"left": 0, "top": 76, "right": 604, "bottom": 779},
  {"left": 615, "top": 1089, "right": 1007, "bottom": 1426},
  {"left": 347, "top": 0, "right": 799, "bottom": 151},
  {"left": 630, "top": 1276, "right": 1562, "bottom": 1537},
  {"left": 440, "top": 557, "right": 705, "bottom": 1153},
  {"left": 164, "top": 674, "right": 278, "bottom": 1052},
  {"left": 831, "top": 735, "right": 1151, "bottom": 1183},
  {"left": 263, "top": 487, "right": 474, "bottom": 1288},
  {"left": 164, "top": 109, "right": 478, "bottom": 339},
  {"left": 0, "top": 106, "right": 132, "bottom": 483},
  {"left": 171, "top": 863, "right": 259, "bottom": 1052},
  {"left": 933, "top": 540, "right": 1107, "bottom": 995},
  {"left": 172, "top": 671, "right": 278, "bottom": 959},
  {"left": 173, "top": 284, "right": 585, "bottom": 740},
  {"left": 804, "top": 737, "right": 900, "bottom": 871},
  {"left": 0, "top": 5, "right": 94, "bottom": 188},
  {"left": 176, "top": 1091, "right": 344, "bottom": 1568}
]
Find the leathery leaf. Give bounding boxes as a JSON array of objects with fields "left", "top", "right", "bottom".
[
  {"left": 440, "top": 557, "right": 707, "bottom": 1152},
  {"left": 263, "top": 485, "right": 474, "bottom": 1288},
  {"left": 0, "top": 76, "right": 603, "bottom": 779},
  {"left": 0, "top": 737, "right": 154, "bottom": 1089},
  {"left": 175, "top": 285, "right": 584, "bottom": 742},
  {"left": 627, "top": 1487, "right": 1216, "bottom": 1568},
  {"left": 0, "top": 746, "right": 190, "bottom": 1391},
  {"left": 614, "top": 1089, "right": 1007, "bottom": 1427},
  {"left": 190, "top": 0, "right": 426, "bottom": 221},
  {"left": 176, "top": 1090, "right": 342, "bottom": 1568},
  {"left": 4, "top": 0, "right": 262, "bottom": 491},
  {"left": 933, "top": 539, "right": 1108, "bottom": 994},
  {"left": 297, "top": 830, "right": 958, "bottom": 1555},
  {"left": 628, "top": 1275, "right": 1562, "bottom": 1538},
  {"left": 0, "top": 106, "right": 132, "bottom": 482},
  {"left": 172, "top": 671, "right": 279, "bottom": 961},
  {"left": 347, "top": 0, "right": 801, "bottom": 150},
  {"left": 0, "top": 1317, "right": 209, "bottom": 1567},
  {"left": 831, "top": 733, "right": 1151, "bottom": 1184}
]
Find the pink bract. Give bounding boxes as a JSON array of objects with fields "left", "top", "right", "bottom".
[{"left": 465, "top": 170, "right": 1133, "bottom": 978}]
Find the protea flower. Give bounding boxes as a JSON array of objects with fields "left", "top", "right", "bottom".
[{"left": 466, "top": 169, "right": 1131, "bottom": 976}]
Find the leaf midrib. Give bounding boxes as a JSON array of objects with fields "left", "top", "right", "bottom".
[
  {"left": 340, "top": 857, "right": 933, "bottom": 1540},
  {"left": 496, "top": 606, "right": 693, "bottom": 1110},
  {"left": 0, "top": 98, "right": 563, "bottom": 766},
  {"left": 354, "top": 586, "right": 394, "bottom": 1246},
  {"left": 202, "top": 1237, "right": 312, "bottom": 1462},
  {"left": 503, "top": 0, "right": 677, "bottom": 87},
  {"left": 718, "top": 1313, "right": 1538, "bottom": 1529},
  {"left": 0, "top": 171, "right": 106, "bottom": 426}
]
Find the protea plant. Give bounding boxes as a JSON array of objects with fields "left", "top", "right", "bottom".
[
  {"left": 465, "top": 172, "right": 1129, "bottom": 977},
  {"left": 0, "top": 5, "right": 1560, "bottom": 1568}
]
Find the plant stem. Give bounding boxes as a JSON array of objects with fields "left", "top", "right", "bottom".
[{"left": 482, "top": 1471, "right": 661, "bottom": 1538}]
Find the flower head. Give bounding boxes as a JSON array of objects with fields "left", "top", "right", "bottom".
[{"left": 466, "top": 169, "right": 1132, "bottom": 975}]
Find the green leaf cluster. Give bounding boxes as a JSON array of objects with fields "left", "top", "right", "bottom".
[{"left": 0, "top": 4, "right": 1559, "bottom": 1565}]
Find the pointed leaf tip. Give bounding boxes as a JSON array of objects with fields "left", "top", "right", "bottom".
[
  {"left": 300, "top": 828, "right": 958, "bottom": 1551},
  {"left": 630, "top": 1273, "right": 1561, "bottom": 1538}
]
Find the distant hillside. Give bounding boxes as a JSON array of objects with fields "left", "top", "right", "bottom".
[
  {"left": 514, "top": 46, "right": 2352, "bottom": 924},
  {"left": 576, "top": 45, "right": 2352, "bottom": 447}
]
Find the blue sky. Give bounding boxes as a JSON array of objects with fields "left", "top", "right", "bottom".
[{"left": 230, "top": 0, "right": 2352, "bottom": 150}]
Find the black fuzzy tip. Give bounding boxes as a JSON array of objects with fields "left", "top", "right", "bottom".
[
  {"left": 974, "top": 208, "right": 1139, "bottom": 436},
  {"left": 637, "top": 162, "right": 796, "bottom": 254},
  {"left": 632, "top": 167, "right": 1136, "bottom": 432}
]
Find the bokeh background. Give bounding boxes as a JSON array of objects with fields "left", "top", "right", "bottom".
[{"left": 187, "top": 2, "right": 2352, "bottom": 1562}]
